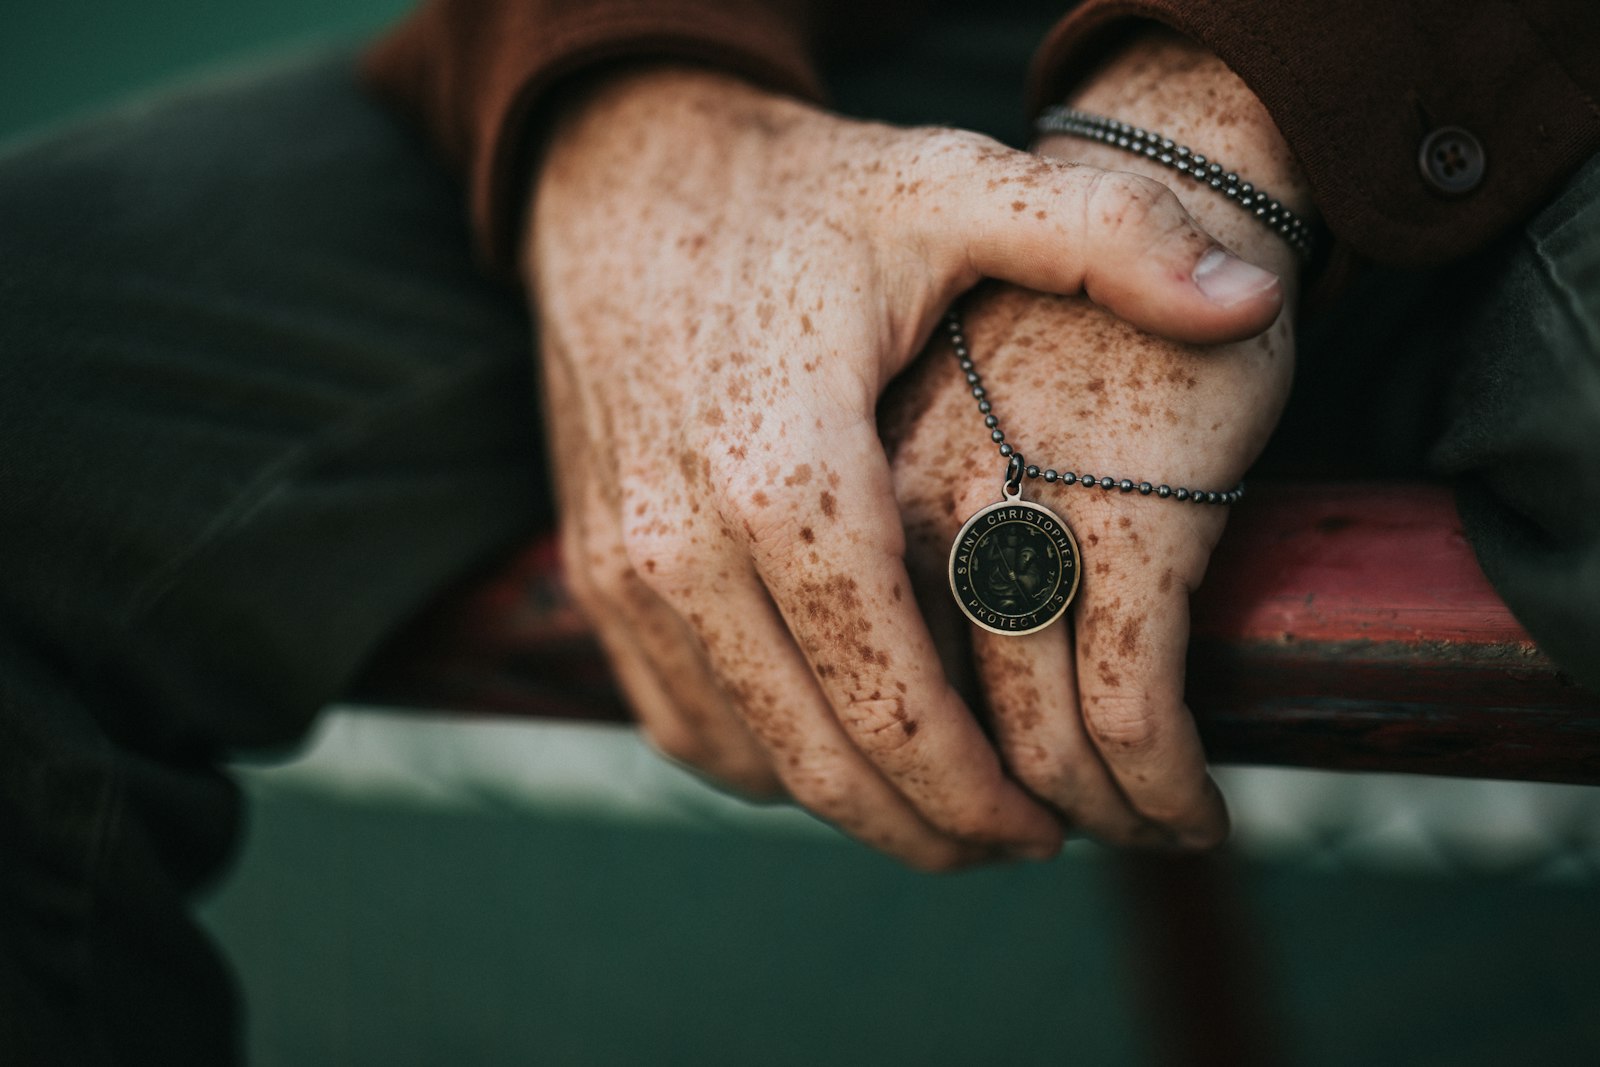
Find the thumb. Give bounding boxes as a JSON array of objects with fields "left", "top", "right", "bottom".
[{"left": 913, "top": 136, "right": 1283, "bottom": 344}]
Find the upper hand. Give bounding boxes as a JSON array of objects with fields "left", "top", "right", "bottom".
[
  {"left": 886, "top": 28, "right": 1310, "bottom": 850},
  {"left": 524, "top": 64, "right": 1282, "bottom": 869}
]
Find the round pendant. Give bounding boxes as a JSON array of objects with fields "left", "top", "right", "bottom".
[{"left": 948, "top": 491, "right": 1081, "bottom": 636}]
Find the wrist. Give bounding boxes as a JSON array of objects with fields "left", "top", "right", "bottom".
[
  {"left": 536, "top": 63, "right": 804, "bottom": 211},
  {"left": 1035, "top": 28, "right": 1312, "bottom": 285}
]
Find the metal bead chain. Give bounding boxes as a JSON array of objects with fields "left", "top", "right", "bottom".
[
  {"left": 945, "top": 312, "right": 1244, "bottom": 506},
  {"left": 1034, "top": 106, "right": 1315, "bottom": 261}
]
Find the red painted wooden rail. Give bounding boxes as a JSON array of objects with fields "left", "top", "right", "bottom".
[{"left": 355, "top": 481, "right": 1600, "bottom": 785}]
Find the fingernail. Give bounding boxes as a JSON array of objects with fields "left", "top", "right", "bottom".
[{"left": 1192, "top": 247, "right": 1279, "bottom": 307}]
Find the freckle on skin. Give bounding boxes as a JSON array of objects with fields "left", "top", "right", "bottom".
[
  {"left": 1116, "top": 616, "right": 1144, "bottom": 658},
  {"left": 800, "top": 314, "right": 814, "bottom": 334},
  {"left": 1011, "top": 200, "right": 1028, "bottom": 212},
  {"left": 677, "top": 448, "right": 701, "bottom": 487},
  {"left": 1158, "top": 570, "right": 1174, "bottom": 593},
  {"left": 800, "top": 526, "right": 815, "bottom": 543},
  {"left": 820, "top": 491, "right": 837, "bottom": 519},
  {"left": 752, "top": 490, "right": 770, "bottom": 507},
  {"left": 1118, "top": 516, "right": 1132, "bottom": 529},
  {"left": 644, "top": 559, "right": 657, "bottom": 574},
  {"left": 784, "top": 464, "right": 813, "bottom": 487},
  {"left": 1097, "top": 660, "right": 1120, "bottom": 687}
]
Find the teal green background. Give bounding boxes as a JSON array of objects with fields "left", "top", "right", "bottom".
[
  {"left": 5, "top": 6, "right": 1600, "bottom": 1064},
  {"left": 0, "top": 0, "right": 409, "bottom": 139}
]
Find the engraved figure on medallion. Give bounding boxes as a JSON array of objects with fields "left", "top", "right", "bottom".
[{"left": 973, "top": 521, "right": 1058, "bottom": 616}]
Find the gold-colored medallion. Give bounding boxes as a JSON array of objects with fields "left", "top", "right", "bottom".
[{"left": 948, "top": 486, "right": 1081, "bottom": 636}]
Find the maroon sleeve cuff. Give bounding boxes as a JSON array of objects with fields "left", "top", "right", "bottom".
[
  {"left": 1028, "top": 0, "right": 1600, "bottom": 267},
  {"left": 362, "top": 0, "right": 824, "bottom": 274}
]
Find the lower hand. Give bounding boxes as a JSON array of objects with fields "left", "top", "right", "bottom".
[{"left": 528, "top": 63, "right": 1284, "bottom": 868}]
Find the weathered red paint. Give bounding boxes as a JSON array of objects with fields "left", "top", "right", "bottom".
[{"left": 355, "top": 482, "right": 1600, "bottom": 784}]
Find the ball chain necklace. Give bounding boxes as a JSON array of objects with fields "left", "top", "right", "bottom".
[
  {"left": 942, "top": 311, "right": 1243, "bottom": 636},
  {"left": 943, "top": 107, "right": 1308, "bottom": 637}
]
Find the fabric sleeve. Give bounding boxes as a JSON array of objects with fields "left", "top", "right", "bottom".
[
  {"left": 1028, "top": 1, "right": 1600, "bottom": 268},
  {"left": 361, "top": 0, "right": 825, "bottom": 272}
]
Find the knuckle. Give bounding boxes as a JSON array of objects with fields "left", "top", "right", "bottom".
[
  {"left": 913, "top": 125, "right": 1000, "bottom": 167},
  {"left": 1083, "top": 691, "right": 1165, "bottom": 760},
  {"left": 619, "top": 522, "right": 696, "bottom": 596},
  {"left": 1085, "top": 171, "right": 1183, "bottom": 242},
  {"left": 839, "top": 697, "right": 920, "bottom": 754}
]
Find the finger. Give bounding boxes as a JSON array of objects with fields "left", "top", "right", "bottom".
[
  {"left": 971, "top": 624, "right": 1168, "bottom": 848},
  {"left": 636, "top": 537, "right": 994, "bottom": 870},
  {"left": 1070, "top": 515, "right": 1229, "bottom": 848},
  {"left": 545, "top": 341, "right": 779, "bottom": 797},
  {"left": 740, "top": 421, "right": 1064, "bottom": 854},
  {"left": 563, "top": 485, "right": 781, "bottom": 799},
  {"left": 908, "top": 132, "right": 1282, "bottom": 344},
  {"left": 612, "top": 581, "right": 784, "bottom": 799}
]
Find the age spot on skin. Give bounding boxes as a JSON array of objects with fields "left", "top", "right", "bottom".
[
  {"left": 800, "top": 526, "right": 815, "bottom": 543},
  {"left": 1165, "top": 366, "right": 1199, "bottom": 390},
  {"left": 859, "top": 644, "right": 889, "bottom": 667},
  {"left": 820, "top": 491, "right": 838, "bottom": 519},
  {"left": 1117, "top": 616, "right": 1144, "bottom": 658},
  {"left": 1011, "top": 200, "right": 1028, "bottom": 212},
  {"left": 677, "top": 447, "right": 702, "bottom": 487},
  {"left": 785, "top": 464, "right": 813, "bottom": 487}
]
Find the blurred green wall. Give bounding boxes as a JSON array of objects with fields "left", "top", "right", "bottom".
[{"left": 0, "top": 0, "right": 410, "bottom": 139}]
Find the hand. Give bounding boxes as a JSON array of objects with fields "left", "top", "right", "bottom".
[
  {"left": 884, "top": 30, "right": 1311, "bottom": 849},
  {"left": 525, "top": 64, "right": 1282, "bottom": 869}
]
